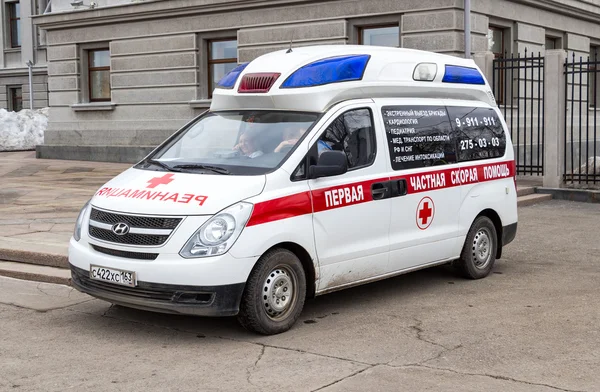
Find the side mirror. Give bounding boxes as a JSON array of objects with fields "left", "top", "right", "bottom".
[{"left": 309, "top": 150, "right": 348, "bottom": 179}]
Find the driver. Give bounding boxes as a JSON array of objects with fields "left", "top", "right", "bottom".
[{"left": 234, "top": 130, "right": 264, "bottom": 158}]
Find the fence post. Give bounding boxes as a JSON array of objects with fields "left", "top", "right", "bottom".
[
  {"left": 473, "top": 51, "right": 495, "bottom": 85},
  {"left": 543, "top": 50, "right": 567, "bottom": 188}
]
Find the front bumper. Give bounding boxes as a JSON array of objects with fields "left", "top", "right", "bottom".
[{"left": 71, "top": 265, "right": 245, "bottom": 316}]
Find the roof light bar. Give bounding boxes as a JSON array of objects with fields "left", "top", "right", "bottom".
[
  {"left": 442, "top": 65, "right": 485, "bottom": 85},
  {"left": 216, "top": 63, "right": 249, "bottom": 89},
  {"left": 238, "top": 73, "right": 281, "bottom": 93},
  {"left": 281, "top": 54, "right": 371, "bottom": 89}
]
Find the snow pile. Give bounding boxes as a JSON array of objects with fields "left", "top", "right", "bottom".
[
  {"left": 0, "top": 108, "right": 49, "bottom": 151},
  {"left": 574, "top": 156, "right": 600, "bottom": 175}
]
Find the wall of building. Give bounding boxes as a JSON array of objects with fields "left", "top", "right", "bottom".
[
  {"left": 0, "top": 0, "right": 49, "bottom": 111},
  {"left": 33, "top": 0, "right": 600, "bottom": 162}
]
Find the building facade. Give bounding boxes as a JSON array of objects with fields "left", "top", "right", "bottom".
[
  {"left": 0, "top": 0, "right": 49, "bottom": 111},
  {"left": 32, "top": 0, "right": 600, "bottom": 162}
]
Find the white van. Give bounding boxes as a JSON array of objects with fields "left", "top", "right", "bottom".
[{"left": 69, "top": 46, "right": 517, "bottom": 335}]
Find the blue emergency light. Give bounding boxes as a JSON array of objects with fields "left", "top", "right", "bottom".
[
  {"left": 281, "top": 54, "right": 371, "bottom": 88},
  {"left": 216, "top": 63, "right": 249, "bottom": 89},
  {"left": 442, "top": 65, "right": 485, "bottom": 85}
]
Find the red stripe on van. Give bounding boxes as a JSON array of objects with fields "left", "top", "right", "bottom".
[
  {"left": 394, "top": 160, "right": 516, "bottom": 194},
  {"left": 311, "top": 177, "right": 388, "bottom": 212},
  {"left": 246, "top": 191, "right": 312, "bottom": 227},
  {"left": 246, "top": 160, "right": 515, "bottom": 226}
]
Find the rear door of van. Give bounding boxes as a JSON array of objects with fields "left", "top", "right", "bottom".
[
  {"left": 375, "top": 98, "right": 461, "bottom": 272},
  {"left": 444, "top": 100, "right": 517, "bottom": 248}
]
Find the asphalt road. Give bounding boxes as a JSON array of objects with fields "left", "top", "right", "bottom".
[{"left": 1, "top": 200, "right": 599, "bottom": 392}]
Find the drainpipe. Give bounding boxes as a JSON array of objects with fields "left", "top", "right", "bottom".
[
  {"left": 464, "top": 0, "right": 471, "bottom": 59},
  {"left": 26, "top": 60, "right": 34, "bottom": 110}
]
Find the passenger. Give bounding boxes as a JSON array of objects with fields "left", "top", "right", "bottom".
[
  {"left": 235, "top": 130, "right": 264, "bottom": 158},
  {"left": 274, "top": 127, "right": 306, "bottom": 153}
]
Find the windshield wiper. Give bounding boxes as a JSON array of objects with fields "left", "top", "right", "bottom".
[
  {"left": 172, "top": 164, "right": 230, "bottom": 175},
  {"left": 144, "top": 159, "right": 183, "bottom": 172}
]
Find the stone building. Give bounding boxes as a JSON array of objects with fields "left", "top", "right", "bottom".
[
  {"left": 29, "top": 0, "right": 600, "bottom": 162},
  {"left": 0, "top": 0, "right": 49, "bottom": 111}
]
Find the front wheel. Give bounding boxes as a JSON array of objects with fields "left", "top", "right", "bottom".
[
  {"left": 237, "top": 248, "right": 306, "bottom": 335},
  {"left": 455, "top": 216, "right": 498, "bottom": 279}
]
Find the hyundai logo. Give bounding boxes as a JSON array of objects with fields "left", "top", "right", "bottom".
[{"left": 111, "top": 222, "right": 130, "bottom": 236}]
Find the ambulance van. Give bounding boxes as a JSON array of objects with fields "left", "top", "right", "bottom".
[{"left": 69, "top": 46, "right": 517, "bottom": 335}]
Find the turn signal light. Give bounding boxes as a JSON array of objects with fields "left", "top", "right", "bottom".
[{"left": 238, "top": 73, "right": 281, "bottom": 93}]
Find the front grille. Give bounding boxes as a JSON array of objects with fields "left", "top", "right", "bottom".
[
  {"left": 91, "top": 244, "right": 158, "bottom": 260},
  {"left": 71, "top": 266, "right": 214, "bottom": 304},
  {"left": 90, "top": 208, "right": 180, "bottom": 229},
  {"left": 88, "top": 207, "right": 181, "bottom": 246},
  {"left": 89, "top": 226, "right": 168, "bottom": 246}
]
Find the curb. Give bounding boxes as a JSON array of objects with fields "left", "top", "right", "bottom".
[
  {"left": 517, "top": 193, "right": 552, "bottom": 207},
  {"left": 0, "top": 248, "right": 68, "bottom": 269},
  {"left": 0, "top": 267, "right": 71, "bottom": 286},
  {"left": 536, "top": 187, "right": 600, "bottom": 203}
]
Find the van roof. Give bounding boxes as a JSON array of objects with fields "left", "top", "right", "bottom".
[{"left": 210, "top": 45, "right": 497, "bottom": 113}]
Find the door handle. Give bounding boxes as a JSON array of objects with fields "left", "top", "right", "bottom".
[
  {"left": 371, "top": 182, "right": 389, "bottom": 200},
  {"left": 390, "top": 179, "right": 408, "bottom": 197}
]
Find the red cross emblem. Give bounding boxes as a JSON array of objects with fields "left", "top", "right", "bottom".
[
  {"left": 416, "top": 197, "right": 435, "bottom": 230},
  {"left": 146, "top": 173, "right": 175, "bottom": 189}
]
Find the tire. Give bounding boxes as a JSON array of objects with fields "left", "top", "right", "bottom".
[
  {"left": 455, "top": 216, "right": 498, "bottom": 279},
  {"left": 237, "top": 248, "right": 306, "bottom": 335}
]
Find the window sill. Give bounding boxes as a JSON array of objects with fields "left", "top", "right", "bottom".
[
  {"left": 189, "top": 99, "right": 212, "bottom": 109},
  {"left": 4, "top": 48, "right": 21, "bottom": 53},
  {"left": 71, "top": 102, "right": 116, "bottom": 111}
]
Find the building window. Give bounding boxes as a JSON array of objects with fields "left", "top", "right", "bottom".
[
  {"left": 8, "top": 86, "right": 23, "bottom": 112},
  {"left": 359, "top": 25, "right": 399, "bottom": 47},
  {"left": 488, "top": 27, "right": 505, "bottom": 58},
  {"left": 590, "top": 46, "right": 599, "bottom": 108},
  {"left": 6, "top": 1, "right": 21, "bottom": 48},
  {"left": 545, "top": 37, "right": 557, "bottom": 50},
  {"left": 88, "top": 49, "right": 111, "bottom": 102},
  {"left": 489, "top": 26, "right": 508, "bottom": 104},
  {"left": 208, "top": 39, "right": 237, "bottom": 98}
]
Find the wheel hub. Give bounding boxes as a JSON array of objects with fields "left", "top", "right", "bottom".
[
  {"left": 473, "top": 229, "right": 492, "bottom": 268},
  {"left": 263, "top": 269, "right": 294, "bottom": 316}
]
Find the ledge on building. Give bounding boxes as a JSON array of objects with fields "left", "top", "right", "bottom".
[
  {"left": 188, "top": 99, "right": 211, "bottom": 109},
  {"left": 70, "top": 102, "right": 116, "bottom": 111},
  {"left": 36, "top": 144, "right": 155, "bottom": 163}
]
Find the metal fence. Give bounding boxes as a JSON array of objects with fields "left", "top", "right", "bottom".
[
  {"left": 493, "top": 50, "right": 545, "bottom": 176},
  {"left": 564, "top": 53, "right": 600, "bottom": 186}
]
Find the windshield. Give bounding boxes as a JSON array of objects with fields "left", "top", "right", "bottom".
[{"left": 143, "top": 111, "right": 320, "bottom": 175}]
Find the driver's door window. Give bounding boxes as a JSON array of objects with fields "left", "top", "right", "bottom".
[
  {"left": 292, "top": 108, "right": 377, "bottom": 181},
  {"left": 316, "top": 108, "right": 376, "bottom": 170}
]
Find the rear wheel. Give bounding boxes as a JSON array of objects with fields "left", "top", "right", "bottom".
[
  {"left": 237, "top": 248, "right": 306, "bottom": 335},
  {"left": 455, "top": 216, "right": 497, "bottom": 279}
]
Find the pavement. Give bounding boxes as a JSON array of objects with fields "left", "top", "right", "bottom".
[
  {"left": 0, "top": 151, "right": 129, "bottom": 266},
  {"left": 1, "top": 200, "right": 599, "bottom": 391}
]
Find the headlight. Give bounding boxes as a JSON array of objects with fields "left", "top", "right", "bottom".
[
  {"left": 73, "top": 201, "right": 91, "bottom": 242},
  {"left": 180, "top": 202, "right": 253, "bottom": 258}
]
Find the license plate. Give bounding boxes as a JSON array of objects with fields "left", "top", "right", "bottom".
[{"left": 90, "top": 265, "right": 137, "bottom": 287}]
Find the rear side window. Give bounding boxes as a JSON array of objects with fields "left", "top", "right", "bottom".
[
  {"left": 447, "top": 106, "right": 506, "bottom": 162},
  {"left": 382, "top": 105, "right": 457, "bottom": 170}
]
